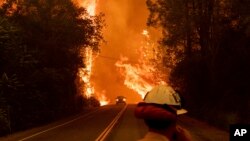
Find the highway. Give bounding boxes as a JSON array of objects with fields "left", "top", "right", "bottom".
[{"left": 0, "top": 104, "right": 229, "bottom": 141}]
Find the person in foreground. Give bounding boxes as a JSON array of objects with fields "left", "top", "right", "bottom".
[{"left": 135, "top": 85, "right": 193, "bottom": 141}]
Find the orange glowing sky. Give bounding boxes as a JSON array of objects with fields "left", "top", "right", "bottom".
[
  {"left": 0, "top": 0, "right": 163, "bottom": 104},
  {"left": 92, "top": 0, "right": 157, "bottom": 104},
  {"left": 0, "top": 0, "right": 164, "bottom": 104}
]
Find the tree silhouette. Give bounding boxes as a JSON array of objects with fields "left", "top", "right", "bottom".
[
  {"left": 0, "top": 0, "right": 103, "bottom": 134},
  {"left": 147, "top": 0, "right": 250, "bottom": 127}
]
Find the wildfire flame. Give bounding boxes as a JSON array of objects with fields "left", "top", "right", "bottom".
[
  {"left": 75, "top": 0, "right": 97, "bottom": 16},
  {"left": 116, "top": 30, "right": 166, "bottom": 99},
  {"left": 79, "top": 47, "right": 94, "bottom": 98},
  {"left": 96, "top": 90, "right": 110, "bottom": 106},
  {"left": 77, "top": 0, "right": 109, "bottom": 106}
]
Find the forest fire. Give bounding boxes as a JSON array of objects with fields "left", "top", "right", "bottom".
[
  {"left": 79, "top": 47, "right": 94, "bottom": 98},
  {"left": 115, "top": 30, "right": 166, "bottom": 98},
  {"left": 75, "top": 0, "right": 97, "bottom": 16},
  {"left": 77, "top": 0, "right": 109, "bottom": 106},
  {"left": 78, "top": 0, "right": 168, "bottom": 102}
]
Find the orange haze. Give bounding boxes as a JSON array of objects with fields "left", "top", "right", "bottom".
[{"left": 92, "top": 0, "right": 157, "bottom": 104}]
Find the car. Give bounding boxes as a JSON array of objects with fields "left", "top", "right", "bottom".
[{"left": 116, "top": 96, "right": 126, "bottom": 104}]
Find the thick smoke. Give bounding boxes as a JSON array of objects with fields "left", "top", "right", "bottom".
[{"left": 92, "top": 0, "right": 150, "bottom": 103}]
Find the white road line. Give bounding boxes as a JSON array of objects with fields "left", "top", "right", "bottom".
[
  {"left": 95, "top": 105, "right": 127, "bottom": 141},
  {"left": 19, "top": 109, "right": 99, "bottom": 141}
]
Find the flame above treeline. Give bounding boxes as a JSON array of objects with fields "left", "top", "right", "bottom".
[
  {"left": 0, "top": 0, "right": 169, "bottom": 103},
  {"left": 77, "top": 0, "right": 168, "bottom": 102},
  {"left": 116, "top": 30, "right": 166, "bottom": 98},
  {"left": 76, "top": 0, "right": 109, "bottom": 106},
  {"left": 74, "top": 0, "right": 97, "bottom": 16}
]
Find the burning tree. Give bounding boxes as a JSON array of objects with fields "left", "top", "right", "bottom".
[
  {"left": 0, "top": 0, "right": 104, "bottom": 134},
  {"left": 75, "top": 0, "right": 109, "bottom": 106},
  {"left": 116, "top": 29, "right": 167, "bottom": 98}
]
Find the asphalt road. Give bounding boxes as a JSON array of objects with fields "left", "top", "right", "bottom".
[{"left": 0, "top": 104, "right": 229, "bottom": 141}]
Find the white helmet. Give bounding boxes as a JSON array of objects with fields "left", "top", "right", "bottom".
[{"left": 144, "top": 85, "right": 188, "bottom": 115}]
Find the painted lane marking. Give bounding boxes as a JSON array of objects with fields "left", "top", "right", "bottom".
[
  {"left": 19, "top": 109, "right": 100, "bottom": 141},
  {"left": 95, "top": 105, "right": 127, "bottom": 141}
]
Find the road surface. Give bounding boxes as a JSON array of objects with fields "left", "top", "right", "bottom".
[{"left": 0, "top": 104, "right": 229, "bottom": 141}]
